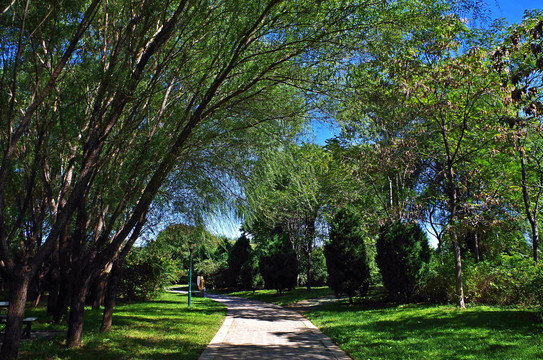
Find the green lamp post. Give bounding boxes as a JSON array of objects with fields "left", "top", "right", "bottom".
[{"left": 188, "top": 241, "right": 195, "bottom": 307}]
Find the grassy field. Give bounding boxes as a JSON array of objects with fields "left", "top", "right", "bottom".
[
  {"left": 305, "top": 301, "right": 543, "bottom": 360},
  {"left": 18, "top": 291, "right": 226, "bottom": 360},
  {"left": 220, "top": 286, "right": 335, "bottom": 306}
]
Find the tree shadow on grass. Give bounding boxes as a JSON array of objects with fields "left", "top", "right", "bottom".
[
  {"left": 19, "top": 333, "right": 206, "bottom": 360},
  {"left": 313, "top": 306, "right": 543, "bottom": 360},
  {"left": 18, "top": 293, "right": 224, "bottom": 360}
]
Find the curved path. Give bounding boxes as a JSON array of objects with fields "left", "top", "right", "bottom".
[{"left": 198, "top": 293, "right": 351, "bottom": 360}]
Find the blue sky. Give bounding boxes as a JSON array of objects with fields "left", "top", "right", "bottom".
[{"left": 490, "top": 0, "right": 542, "bottom": 23}]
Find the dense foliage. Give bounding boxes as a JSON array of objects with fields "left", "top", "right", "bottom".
[
  {"left": 2, "top": 0, "right": 543, "bottom": 357},
  {"left": 258, "top": 231, "right": 298, "bottom": 294},
  {"left": 117, "top": 246, "right": 181, "bottom": 301},
  {"left": 376, "top": 222, "right": 431, "bottom": 302},
  {"left": 222, "top": 234, "right": 263, "bottom": 290},
  {"left": 324, "top": 208, "right": 370, "bottom": 303},
  {"left": 420, "top": 254, "right": 543, "bottom": 306},
  {"left": 298, "top": 247, "right": 328, "bottom": 287}
]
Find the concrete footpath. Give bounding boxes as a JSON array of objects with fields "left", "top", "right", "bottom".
[{"left": 198, "top": 293, "right": 351, "bottom": 360}]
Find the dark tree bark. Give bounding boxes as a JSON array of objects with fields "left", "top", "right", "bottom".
[
  {"left": 46, "top": 255, "right": 61, "bottom": 316},
  {"left": 52, "top": 231, "right": 74, "bottom": 323},
  {"left": 101, "top": 260, "right": 122, "bottom": 332},
  {"left": 91, "top": 266, "right": 111, "bottom": 310},
  {"left": 0, "top": 270, "right": 31, "bottom": 360},
  {"left": 464, "top": 230, "right": 480, "bottom": 263},
  {"left": 66, "top": 275, "right": 93, "bottom": 348},
  {"left": 53, "top": 269, "right": 73, "bottom": 323}
]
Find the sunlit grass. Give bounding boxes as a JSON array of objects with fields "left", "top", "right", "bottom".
[
  {"left": 220, "top": 286, "right": 335, "bottom": 306},
  {"left": 18, "top": 292, "right": 226, "bottom": 360},
  {"left": 306, "top": 301, "right": 543, "bottom": 360}
]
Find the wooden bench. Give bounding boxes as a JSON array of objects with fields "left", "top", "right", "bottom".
[{"left": 0, "top": 316, "right": 38, "bottom": 339}]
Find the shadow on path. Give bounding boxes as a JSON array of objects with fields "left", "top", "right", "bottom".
[{"left": 198, "top": 293, "right": 351, "bottom": 360}]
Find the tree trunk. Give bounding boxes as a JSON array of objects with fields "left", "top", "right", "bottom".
[
  {"left": 53, "top": 270, "right": 73, "bottom": 323},
  {"left": 530, "top": 220, "right": 540, "bottom": 263},
  {"left": 66, "top": 276, "right": 92, "bottom": 348},
  {"left": 440, "top": 106, "right": 466, "bottom": 308},
  {"left": 0, "top": 272, "right": 30, "bottom": 360},
  {"left": 101, "top": 260, "right": 122, "bottom": 332},
  {"left": 519, "top": 147, "right": 540, "bottom": 263},
  {"left": 28, "top": 275, "right": 41, "bottom": 308},
  {"left": 46, "top": 264, "right": 60, "bottom": 316},
  {"left": 473, "top": 232, "right": 480, "bottom": 263},
  {"left": 53, "top": 244, "right": 73, "bottom": 323},
  {"left": 91, "top": 265, "right": 111, "bottom": 310},
  {"left": 306, "top": 250, "right": 312, "bottom": 291},
  {"left": 305, "top": 215, "right": 316, "bottom": 291},
  {"left": 452, "top": 235, "right": 465, "bottom": 309}
]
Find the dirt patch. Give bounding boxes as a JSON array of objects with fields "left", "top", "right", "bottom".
[{"left": 0, "top": 330, "right": 62, "bottom": 345}]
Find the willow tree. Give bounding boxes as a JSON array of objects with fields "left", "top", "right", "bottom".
[
  {"left": 0, "top": 0, "right": 397, "bottom": 357},
  {"left": 246, "top": 143, "right": 330, "bottom": 290}
]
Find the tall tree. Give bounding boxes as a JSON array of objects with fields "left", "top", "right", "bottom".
[
  {"left": 0, "top": 1, "right": 400, "bottom": 356},
  {"left": 492, "top": 12, "right": 543, "bottom": 262},
  {"left": 246, "top": 143, "right": 329, "bottom": 290},
  {"left": 336, "top": 12, "right": 510, "bottom": 307},
  {"left": 376, "top": 221, "right": 431, "bottom": 302},
  {"left": 324, "top": 207, "right": 370, "bottom": 304}
]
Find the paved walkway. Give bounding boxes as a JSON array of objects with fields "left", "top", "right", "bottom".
[{"left": 198, "top": 293, "right": 351, "bottom": 360}]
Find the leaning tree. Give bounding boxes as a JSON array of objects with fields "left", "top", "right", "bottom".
[{"left": 0, "top": 0, "right": 402, "bottom": 357}]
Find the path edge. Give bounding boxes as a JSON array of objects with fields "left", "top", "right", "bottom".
[{"left": 197, "top": 293, "right": 352, "bottom": 360}]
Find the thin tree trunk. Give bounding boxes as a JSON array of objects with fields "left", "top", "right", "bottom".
[
  {"left": 519, "top": 147, "right": 540, "bottom": 262},
  {"left": 306, "top": 250, "right": 312, "bottom": 291},
  {"left": 452, "top": 234, "right": 465, "bottom": 308},
  {"left": 53, "top": 270, "right": 72, "bottom": 323},
  {"left": 101, "top": 260, "right": 122, "bottom": 332},
  {"left": 529, "top": 220, "right": 540, "bottom": 263},
  {"left": 0, "top": 272, "right": 30, "bottom": 360},
  {"left": 305, "top": 215, "right": 316, "bottom": 291},
  {"left": 473, "top": 232, "right": 480, "bottom": 263},
  {"left": 46, "top": 262, "right": 60, "bottom": 316},
  {"left": 53, "top": 238, "right": 73, "bottom": 323},
  {"left": 441, "top": 117, "right": 466, "bottom": 308},
  {"left": 91, "top": 267, "right": 110, "bottom": 310}
]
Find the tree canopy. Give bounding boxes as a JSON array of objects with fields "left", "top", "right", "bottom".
[{"left": 1, "top": 0, "right": 543, "bottom": 357}]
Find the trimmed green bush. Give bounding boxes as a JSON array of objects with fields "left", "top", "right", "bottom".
[
  {"left": 324, "top": 208, "right": 370, "bottom": 303},
  {"left": 258, "top": 232, "right": 298, "bottom": 294},
  {"left": 223, "top": 234, "right": 252, "bottom": 289},
  {"left": 376, "top": 221, "right": 431, "bottom": 302}
]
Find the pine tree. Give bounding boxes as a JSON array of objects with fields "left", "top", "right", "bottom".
[{"left": 324, "top": 208, "right": 370, "bottom": 304}]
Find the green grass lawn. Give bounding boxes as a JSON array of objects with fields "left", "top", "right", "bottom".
[
  {"left": 220, "top": 286, "right": 335, "bottom": 306},
  {"left": 305, "top": 301, "right": 543, "bottom": 360},
  {"left": 18, "top": 291, "right": 226, "bottom": 360}
]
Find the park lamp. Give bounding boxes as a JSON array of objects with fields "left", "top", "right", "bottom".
[{"left": 188, "top": 241, "right": 195, "bottom": 307}]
